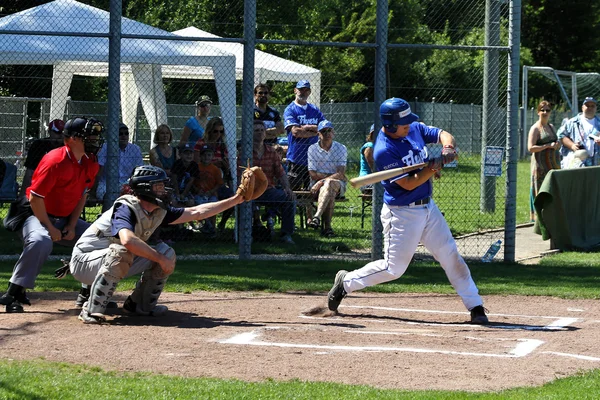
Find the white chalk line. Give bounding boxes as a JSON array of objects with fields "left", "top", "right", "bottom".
[
  {"left": 219, "top": 328, "right": 544, "bottom": 358},
  {"left": 542, "top": 351, "right": 600, "bottom": 361}
]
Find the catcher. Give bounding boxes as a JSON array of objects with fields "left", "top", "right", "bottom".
[{"left": 67, "top": 164, "right": 266, "bottom": 324}]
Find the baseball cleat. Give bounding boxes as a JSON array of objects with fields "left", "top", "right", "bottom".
[
  {"left": 470, "top": 305, "right": 489, "bottom": 324},
  {"left": 78, "top": 304, "right": 106, "bottom": 324},
  {"left": 123, "top": 296, "right": 168, "bottom": 317},
  {"left": 5, "top": 300, "right": 25, "bottom": 313},
  {"left": 327, "top": 270, "right": 348, "bottom": 312}
]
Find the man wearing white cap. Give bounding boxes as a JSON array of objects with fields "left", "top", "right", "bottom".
[
  {"left": 558, "top": 97, "right": 600, "bottom": 167},
  {"left": 283, "top": 80, "right": 326, "bottom": 191}
]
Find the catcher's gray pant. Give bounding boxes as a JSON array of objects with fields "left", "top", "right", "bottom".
[
  {"left": 70, "top": 244, "right": 171, "bottom": 286},
  {"left": 10, "top": 215, "right": 89, "bottom": 288},
  {"left": 343, "top": 201, "right": 483, "bottom": 310}
]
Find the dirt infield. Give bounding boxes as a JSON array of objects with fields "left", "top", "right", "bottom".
[{"left": 1, "top": 291, "right": 600, "bottom": 392}]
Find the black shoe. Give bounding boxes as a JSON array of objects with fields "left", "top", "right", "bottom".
[
  {"left": 327, "top": 270, "right": 348, "bottom": 312},
  {"left": 75, "top": 287, "right": 117, "bottom": 309},
  {"left": 6, "top": 300, "right": 24, "bottom": 313},
  {"left": 470, "top": 305, "right": 489, "bottom": 324}
]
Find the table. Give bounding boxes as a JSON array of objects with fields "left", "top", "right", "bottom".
[{"left": 533, "top": 166, "right": 600, "bottom": 250}]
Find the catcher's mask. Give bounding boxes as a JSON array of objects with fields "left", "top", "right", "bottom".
[
  {"left": 379, "top": 98, "right": 419, "bottom": 133},
  {"left": 63, "top": 117, "right": 105, "bottom": 155},
  {"left": 128, "top": 165, "right": 172, "bottom": 209}
]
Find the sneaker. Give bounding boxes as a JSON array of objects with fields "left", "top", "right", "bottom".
[
  {"left": 78, "top": 304, "right": 106, "bottom": 324},
  {"left": 280, "top": 234, "right": 295, "bottom": 245},
  {"left": 123, "top": 296, "right": 168, "bottom": 317},
  {"left": 327, "top": 270, "right": 348, "bottom": 312},
  {"left": 470, "top": 305, "right": 489, "bottom": 324}
]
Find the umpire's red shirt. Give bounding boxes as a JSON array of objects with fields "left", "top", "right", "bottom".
[{"left": 27, "top": 146, "right": 99, "bottom": 218}]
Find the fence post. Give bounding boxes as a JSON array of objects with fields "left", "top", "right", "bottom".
[{"left": 431, "top": 97, "right": 436, "bottom": 125}]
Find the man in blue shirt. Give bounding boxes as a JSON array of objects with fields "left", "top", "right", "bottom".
[
  {"left": 327, "top": 98, "right": 488, "bottom": 324},
  {"left": 283, "top": 80, "right": 325, "bottom": 190}
]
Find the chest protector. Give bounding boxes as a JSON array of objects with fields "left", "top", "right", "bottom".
[{"left": 93, "top": 195, "right": 167, "bottom": 246}]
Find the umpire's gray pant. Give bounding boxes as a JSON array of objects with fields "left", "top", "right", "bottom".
[{"left": 10, "top": 215, "right": 89, "bottom": 288}]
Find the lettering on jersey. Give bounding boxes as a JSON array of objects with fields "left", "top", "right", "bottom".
[
  {"left": 382, "top": 162, "right": 400, "bottom": 170},
  {"left": 298, "top": 115, "right": 319, "bottom": 125},
  {"left": 401, "top": 148, "right": 429, "bottom": 166}
]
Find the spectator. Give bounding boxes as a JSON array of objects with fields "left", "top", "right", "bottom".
[
  {"left": 193, "top": 145, "right": 224, "bottom": 237},
  {"left": 283, "top": 80, "right": 326, "bottom": 190},
  {"left": 558, "top": 97, "right": 600, "bottom": 168},
  {"left": 0, "top": 117, "right": 102, "bottom": 313},
  {"left": 20, "top": 119, "right": 65, "bottom": 195},
  {"left": 527, "top": 101, "right": 560, "bottom": 221},
  {"left": 243, "top": 120, "right": 296, "bottom": 244},
  {"left": 307, "top": 120, "right": 347, "bottom": 238},
  {"left": 359, "top": 124, "right": 376, "bottom": 194},
  {"left": 254, "top": 83, "right": 285, "bottom": 146},
  {"left": 179, "top": 95, "right": 212, "bottom": 148},
  {"left": 94, "top": 123, "right": 144, "bottom": 201},
  {"left": 171, "top": 144, "right": 199, "bottom": 206},
  {"left": 149, "top": 124, "right": 178, "bottom": 177}
]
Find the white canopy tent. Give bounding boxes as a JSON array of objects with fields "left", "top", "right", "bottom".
[
  {"left": 173, "top": 27, "right": 322, "bottom": 107},
  {"left": 0, "top": 0, "right": 238, "bottom": 155}
]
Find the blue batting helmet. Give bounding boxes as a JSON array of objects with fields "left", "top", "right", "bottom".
[{"left": 379, "top": 98, "right": 419, "bottom": 133}]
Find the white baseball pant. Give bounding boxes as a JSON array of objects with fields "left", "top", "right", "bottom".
[{"left": 343, "top": 200, "right": 483, "bottom": 310}]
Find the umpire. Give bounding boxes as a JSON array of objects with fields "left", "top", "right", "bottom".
[{"left": 0, "top": 117, "right": 104, "bottom": 313}]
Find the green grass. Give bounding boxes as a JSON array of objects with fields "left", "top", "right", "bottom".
[{"left": 2, "top": 359, "right": 600, "bottom": 400}]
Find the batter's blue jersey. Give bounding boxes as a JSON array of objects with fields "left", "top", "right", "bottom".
[
  {"left": 283, "top": 102, "right": 325, "bottom": 166},
  {"left": 373, "top": 122, "right": 441, "bottom": 206}
]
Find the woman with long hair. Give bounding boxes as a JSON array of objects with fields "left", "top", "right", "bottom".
[{"left": 528, "top": 100, "right": 560, "bottom": 221}]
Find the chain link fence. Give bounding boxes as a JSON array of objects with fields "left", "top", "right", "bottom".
[{"left": 0, "top": 0, "right": 521, "bottom": 262}]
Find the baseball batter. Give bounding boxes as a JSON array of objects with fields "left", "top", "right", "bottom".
[{"left": 328, "top": 97, "right": 488, "bottom": 324}]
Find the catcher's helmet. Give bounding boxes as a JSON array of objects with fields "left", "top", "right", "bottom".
[
  {"left": 63, "top": 117, "right": 105, "bottom": 155},
  {"left": 128, "top": 165, "right": 172, "bottom": 209},
  {"left": 379, "top": 98, "right": 419, "bottom": 133}
]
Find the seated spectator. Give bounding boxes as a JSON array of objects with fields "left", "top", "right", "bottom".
[
  {"left": 149, "top": 124, "right": 178, "bottom": 177},
  {"left": 194, "top": 117, "right": 233, "bottom": 188},
  {"left": 306, "top": 120, "right": 347, "bottom": 238},
  {"left": 193, "top": 145, "right": 223, "bottom": 237},
  {"left": 94, "top": 123, "right": 144, "bottom": 202},
  {"left": 359, "top": 124, "right": 376, "bottom": 194},
  {"left": 20, "top": 119, "right": 65, "bottom": 195},
  {"left": 171, "top": 144, "right": 199, "bottom": 207},
  {"left": 179, "top": 95, "right": 212, "bottom": 148},
  {"left": 240, "top": 120, "right": 296, "bottom": 244}
]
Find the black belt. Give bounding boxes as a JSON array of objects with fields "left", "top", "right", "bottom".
[
  {"left": 47, "top": 214, "right": 68, "bottom": 219},
  {"left": 410, "top": 197, "right": 430, "bottom": 206}
]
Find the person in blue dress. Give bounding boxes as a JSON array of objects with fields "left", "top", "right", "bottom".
[{"left": 179, "top": 95, "right": 212, "bottom": 148}]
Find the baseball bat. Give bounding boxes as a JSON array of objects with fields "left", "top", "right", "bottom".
[{"left": 349, "top": 162, "right": 427, "bottom": 188}]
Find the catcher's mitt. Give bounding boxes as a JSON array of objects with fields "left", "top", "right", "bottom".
[{"left": 237, "top": 166, "right": 268, "bottom": 201}]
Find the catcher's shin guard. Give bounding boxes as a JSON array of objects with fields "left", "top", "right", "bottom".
[
  {"left": 126, "top": 242, "right": 174, "bottom": 316},
  {"left": 86, "top": 244, "right": 132, "bottom": 316}
]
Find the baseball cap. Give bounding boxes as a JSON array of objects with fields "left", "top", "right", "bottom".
[
  {"left": 181, "top": 143, "right": 194, "bottom": 153},
  {"left": 318, "top": 120, "right": 334, "bottom": 132},
  {"left": 296, "top": 80, "right": 311, "bottom": 89},
  {"left": 199, "top": 144, "right": 214, "bottom": 154},
  {"left": 48, "top": 119, "right": 65, "bottom": 133},
  {"left": 582, "top": 97, "right": 597, "bottom": 106},
  {"left": 196, "top": 95, "right": 213, "bottom": 106}
]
